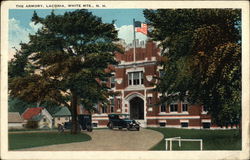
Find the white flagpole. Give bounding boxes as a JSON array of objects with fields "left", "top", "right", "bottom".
[{"left": 133, "top": 19, "right": 136, "bottom": 62}]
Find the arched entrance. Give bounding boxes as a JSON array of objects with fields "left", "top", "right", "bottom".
[{"left": 130, "top": 97, "right": 144, "bottom": 120}]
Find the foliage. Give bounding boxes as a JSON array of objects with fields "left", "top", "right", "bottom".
[
  {"left": 9, "top": 132, "right": 91, "bottom": 150},
  {"left": 8, "top": 9, "right": 121, "bottom": 134},
  {"left": 144, "top": 9, "right": 241, "bottom": 126},
  {"left": 149, "top": 128, "right": 241, "bottom": 150},
  {"left": 8, "top": 97, "right": 61, "bottom": 115}
]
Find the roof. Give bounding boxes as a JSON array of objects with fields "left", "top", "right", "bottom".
[
  {"left": 8, "top": 112, "right": 24, "bottom": 123},
  {"left": 54, "top": 107, "right": 71, "bottom": 117},
  {"left": 31, "top": 114, "right": 44, "bottom": 121},
  {"left": 22, "top": 107, "right": 44, "bottom": 120}
]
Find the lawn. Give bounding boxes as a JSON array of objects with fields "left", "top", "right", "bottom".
[
  {"left": 9, "top": 132, "right": 91, "bottom": 150},
  {"left": 148, "top": 128, "right": 241, "bottom": 151}
]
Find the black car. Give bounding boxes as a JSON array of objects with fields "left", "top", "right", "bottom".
[
  {"left": 107, "top": 114, "right": 140, "bottom": 131},
  {"left": 63, "top": 114, "right": 93, "bottom": 132}
]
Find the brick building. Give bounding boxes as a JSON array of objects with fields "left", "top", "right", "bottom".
[{"left": 79, "top": 40, "right": 214, "bottom": 129}]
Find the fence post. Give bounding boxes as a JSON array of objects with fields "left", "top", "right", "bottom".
[
  {"left": 200, "top": 140, "right": 203, "bottom": 151},
  {"left": 179, "top": 138, "right": 181, "bottom": 147},
  {"left": 166, "top": 140, "right": 168, "bottom": 151},
  {"left": 170, "top": 139, "right": 172, "bottom": 151}
]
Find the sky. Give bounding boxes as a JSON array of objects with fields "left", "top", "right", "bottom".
[{"left": 8, "top": 9, "right": 148, "bottom": 59}]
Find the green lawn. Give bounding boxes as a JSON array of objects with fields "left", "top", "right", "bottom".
[
  {"left": 9, "top": 132, "right": 91, "bottom": 150},
  {"left": 148, "top": 128, "right": 241, "bottom": 151}
]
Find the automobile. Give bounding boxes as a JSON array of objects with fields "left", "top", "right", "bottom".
[
  {"left": 63, "top": 114, "right": 93, "bottom": 132},
  {"left": 107, "top": 114, "right": 140, "bottom": 131}
]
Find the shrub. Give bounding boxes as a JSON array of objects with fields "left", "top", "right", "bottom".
[{"left": 25, "top": 121, "right": 38, "bottom": 129}]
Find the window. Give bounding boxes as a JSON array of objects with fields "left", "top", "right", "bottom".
[
  {"left": 159, "top": 69, "right": 165, "bottom": 78},
  {"left": 110, "top": 76, "right": 115, "bottom": 88},
  {"left": 203, "top": 123, "right": 211, "bottom": 129},
  {"left": 110, "top": 98, "right": 114, "bottom": 105},
  {"left": 128, "top": 71, "right": 144, "bottom": 86},
  {"left": 203, "top": 105, "right": 208, "bottom": 112},
  {"left": 159, "top": 122, "right": 166, "bottom": 127},
  {"left": 148, "top": 97, "right": 152, "bottom": 105},
  {"left": 110, "top": 105, "right": 114, "bottom": 113},
  {"left": 101, "top": 106, "right": 107, "bottom": 113},
  {"left": 65, "top": 117, "right": 68, "bottom": 120},
  {"left": 182, "top": 104, "right": 188, "bottom": 112},
  {"left": 117, "top": 99, "right": 121, "bottom": 109},
  {"left": 181, "top": 122, "right": 188, "bottom": 128},
  {"left": 43, "top": 118, "right": 46, "bottom": 122},
  {"left": 128, "top": 73, "right": 132, "bottom": 85},
  {"left": 170, "top": 104, "right": 178, "bottom": 112},
  {"left": 160, "top": 104, "right": 166, "bottom": 112},
  {"left": 110, "top": 97, "right": 115, "bottom": 112}
]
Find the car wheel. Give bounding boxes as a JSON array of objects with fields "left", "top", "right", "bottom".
[
  {"left": 87, "top": 127, "right": 93, "bottom": 132},
  {"left": 108, "top": 122, "right": 114, "bottom": 129},
  {"left": 136, "top": 126, "right": 140, "bottom": 131},
  {"left": 127, "top": 124, "right": 131, "bottom": 131}
]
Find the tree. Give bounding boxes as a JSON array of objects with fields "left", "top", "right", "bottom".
[
  {"left": 144, "top": 9, "right": 241, "bottom": 127},
  {"left": 9, "top": 9, "right": 122, "bottom": 134}
]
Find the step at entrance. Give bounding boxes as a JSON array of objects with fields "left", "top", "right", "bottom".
[{"left": 136, "top": 120, "right": 146, "bottom": 128}]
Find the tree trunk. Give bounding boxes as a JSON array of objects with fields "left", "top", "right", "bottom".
[{"left": 71, "top": 91, "right": 78, "bottom": 134}]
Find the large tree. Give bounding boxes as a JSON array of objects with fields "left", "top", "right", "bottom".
[
  {"left": 9, "top": 9, "right": 122, "bottom": 134},
  {"left": 144, "top": 9, "right": 241, "bottom": 127}
]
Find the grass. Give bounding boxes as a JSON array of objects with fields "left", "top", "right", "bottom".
[
  {"left": 148, "top": 128, "right": 241, "bottom": 151},
  {"left": 9, "top": 132, "right": 91, "bottom": 150},
  {"left": 9, "top": 128, "right": 57, "bottom": 132}
]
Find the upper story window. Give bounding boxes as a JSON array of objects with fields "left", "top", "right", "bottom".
[
  {"left": 170, "top": 104, "right": 178, "bottom": 112},
  {"left": 110, "top": 76, "right": 115, "bottom": 88},
  {"left": 101, "top": 105, "right": 107, "bottom": 113},
  {"left": 182, "top": 104, "right": 188, "bottom": 112},
  {"left": 117, "top": 99, "right": 121, "bottom": 109},
  {"left": 128, "top": 71, "right": 144, "bottom": 86},
  {"left": 110, "top": 97, "right": 114, "bottom": 112},
  {"left": 203, "top": 105, "right": 208, "bottom": 112},
  {"left": 159, "top": 69, "right": 165, "bottom": 78},
  {"left": 160, "top": 104, "right": 166, "bottom": 112},
  {"left": 147, "top": 97, "right": 152, "bottom": 105}
]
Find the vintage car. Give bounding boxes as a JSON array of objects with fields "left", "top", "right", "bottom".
[
  {"left": 107, "top": 114, "right": 140, "bottom": 131},
  {"left": 63, "top": 114, "right": 93, "bottom": 132}
]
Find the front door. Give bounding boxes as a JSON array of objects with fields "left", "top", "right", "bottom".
[{"left": 130, "top": 97, "right": 144, "bottom": 119}]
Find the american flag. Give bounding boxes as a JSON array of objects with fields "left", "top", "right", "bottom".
[{"left": 134, "top": 21, "right": 148, "bottom": 35}]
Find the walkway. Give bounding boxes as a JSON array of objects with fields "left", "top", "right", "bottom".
[{"left": 19, "top": 128, "right": 163, "bottom": 151}]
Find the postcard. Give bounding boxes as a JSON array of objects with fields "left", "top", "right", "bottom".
[{"left": 1, "top": 1, "right": 249, "bottom": 160}]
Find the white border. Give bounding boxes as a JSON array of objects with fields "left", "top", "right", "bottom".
[{"left": 1, "top": 1, "right": 249, "bottom": 160}]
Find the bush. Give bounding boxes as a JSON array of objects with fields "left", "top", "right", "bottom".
[{"left": 25, "top": 121, "right": 38, "bottom": 129}]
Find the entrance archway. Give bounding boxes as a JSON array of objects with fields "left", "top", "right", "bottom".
[{"left": 130, "top": 97, "right": 144, "bottom": 120}]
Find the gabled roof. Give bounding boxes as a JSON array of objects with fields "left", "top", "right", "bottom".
[
  {"left": 54, "top": 107, "right": 71, "bottom": 117},
  {"left": 8, "top": 112, "right": 24, "bottom": 123},
  {"left": 22, "top": 107, "right": 44, "bottom": 120},
  {"left": 31, "top": 114, "right": 44, "bottom": 121}
]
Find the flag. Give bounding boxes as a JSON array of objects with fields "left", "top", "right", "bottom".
[{"left": 134, "top": 21, "right": 148, "bottom": 35}]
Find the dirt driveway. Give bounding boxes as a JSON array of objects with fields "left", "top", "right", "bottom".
[{"left": 20, "top": 128, "right": 163, "bottom": 151}]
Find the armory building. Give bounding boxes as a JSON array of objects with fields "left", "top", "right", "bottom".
[{"left": 78, "top": 41, "right": 213, "bottom": 129}]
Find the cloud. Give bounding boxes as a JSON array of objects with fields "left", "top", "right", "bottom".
[
  {"left": 116, "top": 25, "right": 147, "bottom": 45},
  {"left": 29, "top": 21, "right": 43, "bottom": 33},
  {"left": 8, "top": 20, "right": 147, "bottom": 60},
  {"left": 8, "top": 18, "right": 42, "bottom": 60}
]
